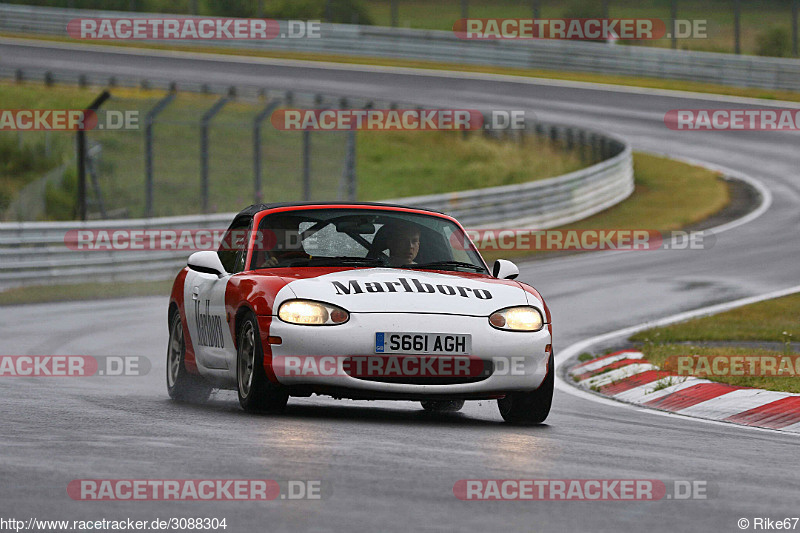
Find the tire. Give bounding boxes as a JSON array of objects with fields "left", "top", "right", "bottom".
[
  {"left": 497, "top": 352, "right": 554, "bottom": 425},
  {"left": 420, "top": 400, "right": 465, "bottom": 412},
  {"left": 237, "top": 312, "right": 289, "bottom": 413},
  {"left": 167, "top": 309, "right": 213, "bottom": 403}
]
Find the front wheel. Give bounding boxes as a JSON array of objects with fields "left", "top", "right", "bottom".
[
  {"left": 497, "top": 352, "right": 554, "bottom": 425},
  {"left": 420, "top": 400, "right": 465, "bottom": 412},
  {"left": 237, "top": 312, "right": 289, "bottom": 413},
  {"left": 167, "top": 309, "right": 212, "bottom": 403}
]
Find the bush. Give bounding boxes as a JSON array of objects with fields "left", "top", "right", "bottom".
[
  {"left": 756, "top": 27, "right": 791, "bottom": 57},
  {"left": 0, "top": 135, "right": 61, "bottom": 177}
]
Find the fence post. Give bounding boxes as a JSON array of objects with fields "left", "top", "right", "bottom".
[
  {"left": 670, "top": 0, "right": 677, "bottom": 50},
  {"left": 391, "top": 0, "right": 399, "bottom": 27},
  {"left": 200, "top": 92, "right": 232, "bottom": 214},
  {"left": 76, "top": 90, "right": 111, "bottom": 221},
  {"left": 793, "top": 0, "right": 798, "bottom": 57},
  {"left": 144, "top": 86, "right": 176, "bottom": 217},
  {"left": 338, "top": 98, "right": 358, "bottom": 201},
  {"left": 734, "top": 0, "right": 741, "bottom": 54},
  {"left": 253, "top": 98, "right": 282, "bottom": 204},
  {"left": 302, "top": 130, "right": 311, "bottom": 201}
]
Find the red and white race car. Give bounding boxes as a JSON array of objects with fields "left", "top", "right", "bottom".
[{"left": 167, "top": 203, "right": 553, "bottom": 424}]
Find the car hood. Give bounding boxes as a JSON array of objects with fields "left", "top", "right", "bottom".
[{"left": 275, "top": 268, "right": 529, "bottom": 315}]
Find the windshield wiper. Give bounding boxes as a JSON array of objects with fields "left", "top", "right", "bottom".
[
  {"left": 286, "top": 256, "right": 385, "bottom": 267},
  {"left": 401, "top": 260, "right": 485, "bottom": 272}
]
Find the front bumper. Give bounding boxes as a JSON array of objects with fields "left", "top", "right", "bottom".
[{"left": 263, "top": 312, "right": 551, "bottom": 397}]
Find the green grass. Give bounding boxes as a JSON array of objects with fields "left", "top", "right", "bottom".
[
  {"left": 632, "top": 292, "right": 800, "bottom": 393},
  {"left": 480, "top": 152, "right": 729, "bottom": 263},
  {"left": 358, "top": 130, "right": 583, "bottom": 199},
  {"left": 639, "top": 344, "right": 800, "bottom": 394},
  {"left": 631, "top": 293, "right": 800, "bottom": 344},
  {"left": 0, "top": 81, "right": 585, "bottom": 220}
]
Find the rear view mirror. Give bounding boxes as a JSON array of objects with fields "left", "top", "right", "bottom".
[
  {"left": 493, "top": 259, "right": 519, "bottom": 280},
  {"left": 187, "top": 251, "right": 227, "bottom": 277}
]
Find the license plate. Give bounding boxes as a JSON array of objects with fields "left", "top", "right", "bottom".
[{"left": 375, "top": 332, "right": 472, "bottom": 355}]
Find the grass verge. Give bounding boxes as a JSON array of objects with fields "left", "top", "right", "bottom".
[
  {"left": 637, "top": 344, "right": 799, "bottom": 394},
  {"left": 0, "top": 279, "right": 174, "bottom": 306},
  {"left": 480, "top": 152, "right": 729, "bottom": 264},
  {"left": 630, "top": 292, "right": 800, "bottom": 393},
  {"left": 0, "top": 80, "right": 584, "bottom": 220},
  {"left": 631, "top": 292, "right": 800, "bottom": 344}
]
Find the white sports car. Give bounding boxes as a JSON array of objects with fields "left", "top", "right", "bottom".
[{"left": 167, "top": 203, "right": 553, "bottom": 424}]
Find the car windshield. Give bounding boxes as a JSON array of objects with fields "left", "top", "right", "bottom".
[{"left": 250, "top": 207, "right": 487, "bottom": 273}]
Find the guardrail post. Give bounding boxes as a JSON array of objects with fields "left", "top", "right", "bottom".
[
  {"left": 565, "top": 128, "right": 574, "bottom": 152},
  {"left": 77, "top": 90, "right": 111, "bottom": 221},
  {"left": 253, "top": 97, "right": 282, "bottom": 204},
  {"left": 144, "top": 86, "right": 176, "bottom": 217},
  {"left": 461, "top": 0, "right": 468, "bottom": 19},
  {"left": 200, "top": 92, "right": 233, "bottom": 213}
]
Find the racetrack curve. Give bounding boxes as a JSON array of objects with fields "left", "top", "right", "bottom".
[{"left": 1, "top": 39, "right": 799, "bottom": 533}]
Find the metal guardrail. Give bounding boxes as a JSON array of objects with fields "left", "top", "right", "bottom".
[
  {"left": 0, "top": 124, "right": 632, "bottom": 289},
  {"left": 2, "top": 4, "right": 800, "bottom": 91}
]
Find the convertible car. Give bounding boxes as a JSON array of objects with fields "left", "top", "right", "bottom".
[{"left": 167, "top": 202, "right": 553, "bottom": 424}]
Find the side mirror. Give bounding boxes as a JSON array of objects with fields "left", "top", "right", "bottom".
[
  {"left": 187, "top": 251, "right": 227, "bottom": 277},
  {"left": 492, "top": 259, "right": 519, "bottom": 280}
]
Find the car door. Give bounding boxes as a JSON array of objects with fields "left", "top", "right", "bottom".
[{"left": 185, "top": 215, "right": 251, "bottom": 370}]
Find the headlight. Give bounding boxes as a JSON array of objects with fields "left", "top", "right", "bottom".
[
  {"left": 489, "top": 306, "right": 544, "bottom": 331},
  {"left": 278, "top": 300, "right": 350, "bottom": 326}
]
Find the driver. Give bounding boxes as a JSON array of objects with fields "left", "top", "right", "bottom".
[
  {"left": 254, "top": 217, "right": 308, "bottom": 268},
  {"left": 385, "top": 221, "right": 421, "bottom": 267}
]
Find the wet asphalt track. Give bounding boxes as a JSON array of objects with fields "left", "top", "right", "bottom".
[{"left": 1, "top": 39, "right": 799, "bottom": 532}]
